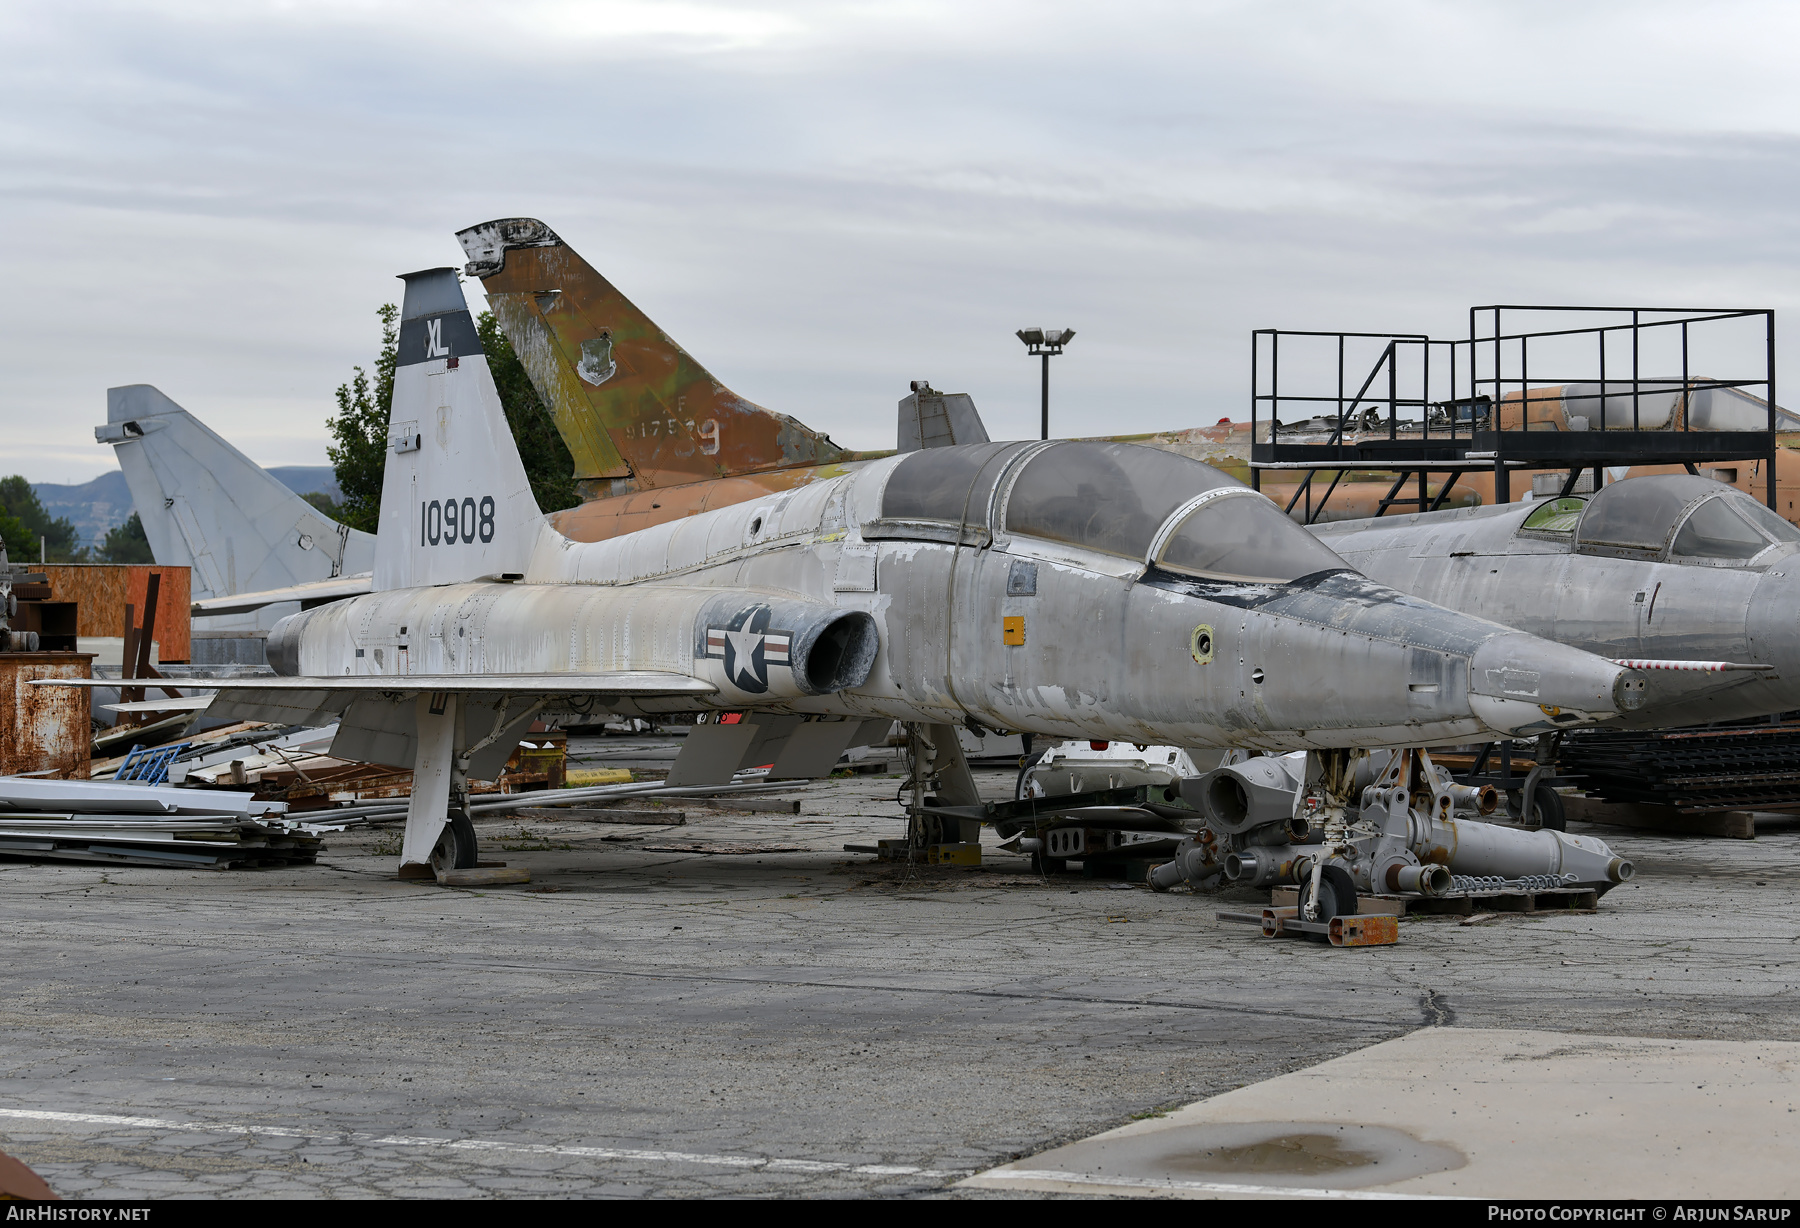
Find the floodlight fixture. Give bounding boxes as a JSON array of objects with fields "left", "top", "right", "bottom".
[{"left": 1017, "top": 327, "right": 1075, "bottom": 438}]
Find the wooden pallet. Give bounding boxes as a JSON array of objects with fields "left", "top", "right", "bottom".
[
  {"left": 1270, "top": 885, "right": 1598, "bottom": 916},
  {"left": 1406, "top": 887, "right": 1598, "bottom": 915}
]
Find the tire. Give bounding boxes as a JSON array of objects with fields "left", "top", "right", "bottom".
[
  {"left": 1014, "top": 748, "right": 1050, "bottom": 801},
  {"left": 1031, "top": 851, "right": 1068, "bottom": 875},
  {"left": 430, "top": 811, "right": 479, "bottom": 874},
  {"left": 1533, "top": 786, "right": 1566, "bottom": 831}
]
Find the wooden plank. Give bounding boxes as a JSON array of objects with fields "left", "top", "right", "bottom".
[
  {"left": 511, "top": 807, "right": 686, "bottom": 825},
  {"left": 436, "top": 866, "right": 531, "bottom": 886},
  {"left": 681, "top": 797, "right": 802, "bottom": 815},
  {"left": 41, "top": 565, "right": 191, "bottom": 661},
  {"left": 1561, "top": 793, "right": 1756, "bottom": 839},
  {"left": 1269, "top": 887, "right": 1405, "bottom": 917}
]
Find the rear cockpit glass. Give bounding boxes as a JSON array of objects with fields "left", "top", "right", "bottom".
[
  {"left": 1521, "top": 496, "right": 1587, "bottom": 534},
  {"left": 1575, "top": 474, "right": 1726, "bottom": 553},
  {"left": 881, "top": 442, "right": 1030, "bottom": 524},
  {"left": 1157, "top": 492, "right": 1351, "bottom": 584},
  {"left": 1004, "top": 442, "right": 1236, "bottom": 559},
  {"left": 1672, "top": 496, "right": 1779, "bottom": 560}
]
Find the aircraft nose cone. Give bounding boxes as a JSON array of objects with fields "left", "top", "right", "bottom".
[{"left": 1468, "top": 632, "right": 1632, "bottom": 736}]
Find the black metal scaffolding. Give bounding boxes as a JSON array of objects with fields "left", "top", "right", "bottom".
[{"left": 1250, "top": 306, "right": 1779, "bottom": 523}]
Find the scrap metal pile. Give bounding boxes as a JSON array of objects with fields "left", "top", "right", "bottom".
[
  {"left": 0, "top": 778, "right": 316, "bottom": 870},
  {"left": 1559, "top": 722, "right": 1800, "bottom": 813}
]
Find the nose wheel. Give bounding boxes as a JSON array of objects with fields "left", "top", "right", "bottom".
[
  {"left": 1296, "top": 864, "right": 1358, "bottom": 941},
  {"left": 430, "top": 811, "right": 479, "bottom": 876}
]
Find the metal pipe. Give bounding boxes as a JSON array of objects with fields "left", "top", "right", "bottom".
[
  {"left": 1442, "top": 782, "right": 1498, "bottom": 815},
  {"left": 1414, "top": 816, "right": 1633, "bottom": 885},
  {"left": 302, "top": 779, "right": 805, "bottom": 824},
  {"left": 1222, "top": 845, "right": 1310, "bottom": 890},
  {"left": 1388, "top": 862, "right": 1453, "bottom": 896}
]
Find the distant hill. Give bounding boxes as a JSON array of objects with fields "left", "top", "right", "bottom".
[{"left": 31, "top": 466, "right": 342, "bottom": 551}]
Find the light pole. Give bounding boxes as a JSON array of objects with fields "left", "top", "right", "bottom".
[{"left": 1016, "top": 328, "right": 1074, "bottom": 440}]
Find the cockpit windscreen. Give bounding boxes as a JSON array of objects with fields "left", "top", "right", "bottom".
[
  {"left": 1157, "top": 492, "right": 1351, "bottom": 584},
  {"left": 1670, "top": 498, "right": 1770, "bottom": 560},
  {"left": 1004, "top": 442, "right": 1237, "bottom": 560}
]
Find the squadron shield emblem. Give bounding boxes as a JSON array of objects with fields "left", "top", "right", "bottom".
[{"left": 703, "top": 606, "right": 793, "bottom": 694}]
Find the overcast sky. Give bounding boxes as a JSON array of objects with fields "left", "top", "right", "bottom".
[{"left": 7, "top": 0, "right": 1800, "bottom": 483}]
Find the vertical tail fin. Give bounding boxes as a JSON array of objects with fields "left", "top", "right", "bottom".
[
  {"left": 456, "top": 218, "right": 853, "bottom": 496},
  {"left": 374, "top": 268, "right": 543, "bottom": 591},
  {"left": 96, "top": 385, "right": 376, "bottom": 602}
]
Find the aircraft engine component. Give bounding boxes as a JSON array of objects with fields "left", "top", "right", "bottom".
[
  {"left": 1239, "top": 815, "right": 1311, "bottom": 845},
  {"left": 1203, "top": 746, "right": 1631, "bottom": 898},
  {"left": 1221, "top": 845, "right": 1310, "bottom": 890},
  {"left": 1407, "top": 812, "right": 1634, "bottom": 886},
  {"left": 1442, "top": 782, "right": 1499, "bottom": 815},
  {"left": 1389, "top": 862, "right": 1454, "bottom": 895},
  {"left": 1185, "top": 756, "right": 1306, "bottom": 834},
  {"left": 1147, "top": 838, "right": 1222, "bottom": 892}
]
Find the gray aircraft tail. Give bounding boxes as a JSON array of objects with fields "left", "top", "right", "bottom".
[{"left": 96, "top": 386, "right": 376, "bottom": 622}]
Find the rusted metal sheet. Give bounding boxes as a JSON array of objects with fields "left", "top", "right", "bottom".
[
  {"left": 38, "top": 565, "right": 191, "bottom": 660},
  {"left": 459, "top": 218, "right": 861, "bottom": 489},
  {"left": 0, "top": 652, "right": 94, "bottom": 779}
]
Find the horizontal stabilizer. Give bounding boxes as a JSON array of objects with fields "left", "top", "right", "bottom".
[{"left": 192, "top": 572, "right": 374, "bottom": 617}]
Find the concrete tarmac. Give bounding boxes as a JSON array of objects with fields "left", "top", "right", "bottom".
[
  {"left": 2, "top": 741, "right": 1798, "bottom": 1198},
  {"left": 966, "top": 1028, "right": 1800, "bottom": 1198}
]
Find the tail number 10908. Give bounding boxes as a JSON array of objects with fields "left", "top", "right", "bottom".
[{"left": 422, "top": 496, "right": 495, "bottom": 546}]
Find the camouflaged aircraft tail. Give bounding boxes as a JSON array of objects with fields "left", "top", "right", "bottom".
[{"left": 457, "top": 219, "right": 854, "bottom": 495}]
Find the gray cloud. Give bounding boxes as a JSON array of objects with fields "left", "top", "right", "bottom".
[{"left": 5, "top": 0, "right": 1800, "bottom": 479}]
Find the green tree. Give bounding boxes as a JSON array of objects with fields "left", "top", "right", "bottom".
[
  {"left": 0, "top": 510, "right": 38, "bottom": 561},
  {"left": 300, "top": 490, "right": 344, "bottom": 520},
  {"left": 0, "top": 475, "right": 80, "bottom": 561},
  {"left": 325, "top": 302, "right": 582, "bottom": 532},
  {"left": 325, "top": 303, "right": 399, "bottom": 534},
  {"left": 100, "top": 512, "right": 153, "bottom": 564},
  {"left": 478, "top": 310, "right": 580, "bottom": 513}
]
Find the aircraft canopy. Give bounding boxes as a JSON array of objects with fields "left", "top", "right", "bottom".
[{"left": 1576, "top": 474, "right": 1800, "bottom": 561}]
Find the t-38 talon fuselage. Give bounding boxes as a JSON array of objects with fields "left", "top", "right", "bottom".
[{"left": 63, "top": 267, "right": 1656, "bottom": 877}]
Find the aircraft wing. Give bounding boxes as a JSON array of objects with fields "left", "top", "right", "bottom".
[{"left": 191, "top": 572, "right": 374, "bottom": 616}]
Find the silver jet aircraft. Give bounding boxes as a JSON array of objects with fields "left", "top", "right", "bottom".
[
  {"left": 51, "top": 259, "right": 1658, "bottom": 916},
  {"left": 1312, "top": 474, "right": 1796, "bottom": 727}
]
